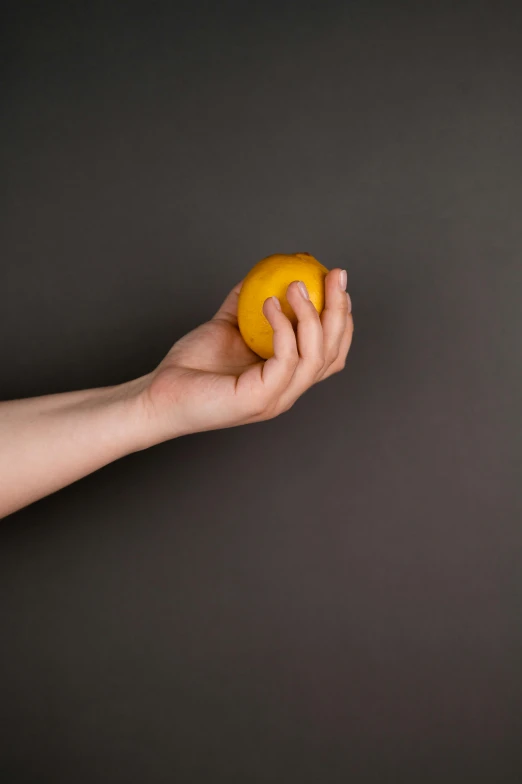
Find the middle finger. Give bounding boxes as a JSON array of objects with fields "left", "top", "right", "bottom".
[{"left": 275, "top": 280, "right": 325, "bottom": 411}]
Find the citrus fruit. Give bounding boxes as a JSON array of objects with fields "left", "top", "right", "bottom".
[{"left": 237, "top": 252, "right": 329, "bottom": 359}]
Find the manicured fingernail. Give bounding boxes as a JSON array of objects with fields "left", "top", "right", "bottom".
[
  {"left": 271, "top": 295, "right": 282, "bottom": 311},
  {"left": 346, "top": 291, "right": 352, "bottom": 313},
  {"left": 339, "top": 269, "right": 347, "bottom": 291},
  {"left": 297, "top": 281, "right": 309, "bottom": 300}
]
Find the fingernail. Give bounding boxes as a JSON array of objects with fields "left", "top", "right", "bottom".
[
  {"left": 297, "top": 281, "right": 309, "bottom": 300},
  {"left": 339, "top": 269, "right": 347, "bottom": 291},
  {"left": 271, "top": 295, "right": 282, "bottom": 311},
  {"left": 346, "top": 291, "right": 352, "bottom": 313}
]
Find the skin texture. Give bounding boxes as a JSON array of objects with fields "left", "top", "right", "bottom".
[{"left": 0, "top": 269, "right": 353, "bottom": 518}]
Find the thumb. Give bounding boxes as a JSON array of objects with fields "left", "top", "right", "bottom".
[{"left": 212, "top": 280, "right": 243, "bottom": 325}]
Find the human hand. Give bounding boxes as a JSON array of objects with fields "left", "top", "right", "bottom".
[
  {"left": 0, "top": 269, "right": 353, "bottom": 516},
  {"left": 139, "top": 269, "right": 353, "bottom": 445}
]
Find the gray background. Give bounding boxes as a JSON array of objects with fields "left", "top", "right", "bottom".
[{"left": 1, "top": 1, "right": 521, "bottom": 781}]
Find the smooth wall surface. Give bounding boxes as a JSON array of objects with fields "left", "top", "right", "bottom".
[{"left": 1, "top": 2, "right": 521, "bottom": 781}]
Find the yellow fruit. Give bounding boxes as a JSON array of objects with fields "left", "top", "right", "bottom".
[{"left": 237, "top": 252, "right": 329, "bottom": 359}]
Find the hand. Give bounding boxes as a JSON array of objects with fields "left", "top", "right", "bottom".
[
  {"left": 0, "top": 269, "right": 352, "bottom": 517},
  {"left": 140, "top": 268, "right": 353, "bottom": 444}
]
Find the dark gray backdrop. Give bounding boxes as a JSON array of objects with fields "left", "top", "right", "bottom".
[{"left": 1, "top": 1, "right": 521, "bottom": 782}]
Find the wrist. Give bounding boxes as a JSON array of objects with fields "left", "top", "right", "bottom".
[
  {"left": 119, "top": 371, "right": 184, "bottom": 451},
  {"left": 114, "top": 373, "right": 158, "bottom": 452}
]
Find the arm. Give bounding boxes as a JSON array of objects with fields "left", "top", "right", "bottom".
[
  {"left": 0, "top": 271, "right": 353, "bottom": 519},
  {"left": 0, "top": 377, "right": 152, "bottom": 518}
]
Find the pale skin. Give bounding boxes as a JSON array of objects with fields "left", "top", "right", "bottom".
[{"left": 0, "top": 269, "right": 353, "bottom": 519}]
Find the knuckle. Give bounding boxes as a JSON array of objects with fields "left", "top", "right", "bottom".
[
  {"left": 324, "top": 351, "right": 338, "bottom": 368},
  {"left": 312, "top": 355, "right": 326, "bottom": 373},
  {"left": 322, "top": 358, "right": 343, "bottom": 379},
  {"left": 267, "top": 395, "right": 294, "bottom": 418},
  {"left": 264, "top": 401, "right": 280, "bottom": 420},
  {"left": 252, "top": 392, "right": 283, "bottom": 420},
  {"left": 249, "top": 396, "right": 268, "bottom": 418},
  {"left": 282, "top": 354, "right": 299, "bottom": 373}
]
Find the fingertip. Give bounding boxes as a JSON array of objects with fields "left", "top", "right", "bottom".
[
  {"left": 286, "top": 279, "right": 305, "bottom": 298},
  {"left": 286, "top": 279, "right": 316, "bottom": 312},
  {"left": 323, "top": 268, "right": 352, "bottom": 319},
  {"left": 262, "top": 295, "right": 282, "bottom": 321},
  {"left": 325, "top": 267, "right": 344, "bottom": 296}
]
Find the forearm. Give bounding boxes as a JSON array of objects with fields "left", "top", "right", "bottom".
[{"left": 0, "top": 375, "right": 153, "bottom": 519}]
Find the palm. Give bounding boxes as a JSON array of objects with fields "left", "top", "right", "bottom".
[
  {"left": 151, "top": 277, "right": 263, "bottom": 413},
  {"left": 162, "top": 317, "right": 259, "bottom": 378},
  {"left": 149, "top": 307, "right": 264, "bottom": 435}
]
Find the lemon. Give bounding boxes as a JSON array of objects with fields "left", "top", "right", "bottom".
[{"left": 237, "top": 252, "right": 329, "bottom": 359}]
